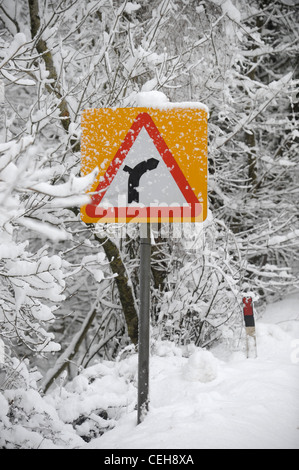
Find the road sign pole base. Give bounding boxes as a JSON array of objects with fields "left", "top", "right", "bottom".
[{"left": 137, "top": 222, "right": 151, "bottom": 425}]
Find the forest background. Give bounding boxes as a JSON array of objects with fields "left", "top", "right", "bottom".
[{"left": 0, "top": 0, "right": 298, "bottom": 447}]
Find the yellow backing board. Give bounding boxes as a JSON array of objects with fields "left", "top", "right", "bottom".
[{"left": 81, "top": 106, "right": 208, "bottom": 223}]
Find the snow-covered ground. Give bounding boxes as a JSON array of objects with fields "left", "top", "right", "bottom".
[
  {"left": 1, "top": 292, "right": 298, "bottom": 449},
  {"left": 82, "top": 292, "right": 299, "bottom": 450}
]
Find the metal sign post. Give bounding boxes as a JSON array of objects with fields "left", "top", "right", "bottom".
[{"left": 137, "top": 222, "right": 151, "bottom": 424}]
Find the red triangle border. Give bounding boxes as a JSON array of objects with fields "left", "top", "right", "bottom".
[{"left": 85, "top": 112, "right": 200, "bottom": 219}]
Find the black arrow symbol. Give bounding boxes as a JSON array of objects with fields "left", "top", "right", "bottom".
[{"left": 123, "top": 158, "right": 159, "bottom": 204}]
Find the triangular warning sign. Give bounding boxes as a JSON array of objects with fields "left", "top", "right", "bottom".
[{"left": 84, "top": 112, "right": 201, "bottom": 222}]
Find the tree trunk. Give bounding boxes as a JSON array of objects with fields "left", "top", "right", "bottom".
[
  {"left": 28, "top": 0, "right": 71, "bottom": 134},
  {"left": 95, "top": 234, "right": 139, "bottom": 345}
]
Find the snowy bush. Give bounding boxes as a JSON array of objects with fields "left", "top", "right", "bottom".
[
  {"left": 152, "top": 218, "right": 243, "bottom": 348},
  {"left": 0, "top": 358, "right": 84, "bottom": 449},
  {"left": 0, "top": 122, "right": 97, "bottom": 370},
  {"left": 0, "top": 354, "right": 138, "bottom": 448},
  {"left": 0, "top": 137, "right": 66, "bottom": 360},
  {"left": 183, "top": 349, "right": 218, "bottom": 383}
]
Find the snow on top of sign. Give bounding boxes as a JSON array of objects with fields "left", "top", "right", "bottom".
[{"left": 135, "top": 91, "right": 209, "bottom": 115}]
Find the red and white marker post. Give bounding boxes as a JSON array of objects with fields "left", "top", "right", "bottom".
[{"left": 242, "top": 296, "right": 257, "bottom": 358}]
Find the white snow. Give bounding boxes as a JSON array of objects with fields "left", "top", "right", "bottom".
[
  {"left": 18, "top": 217, "right": 70, "bottom": 242},
  {"left": 124, "top": 2, "right": 141, "bottom": 14},
  {"left": 1, "top": 69, "right": 35, "bottom": 86},
  {"left": 135, "top": 91, "right": 209, "bottom": 114},
  {"left": 31, "top": 168, "right": 99, "bottom": 198},
  {"left": 1, "top": 292, "right": 298, "bottom": 449},
  {"left": 183, "top": 349, "right": 219, "bottom": 383},
  {"left": 80, "top": 293, "right": 299, "bottom": 450},
  {"left": 210, "top": 0, "right": 241, "bottom": 22},
  {"left": 0, "top": 33, "right": 27, "bottom": 68}
]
